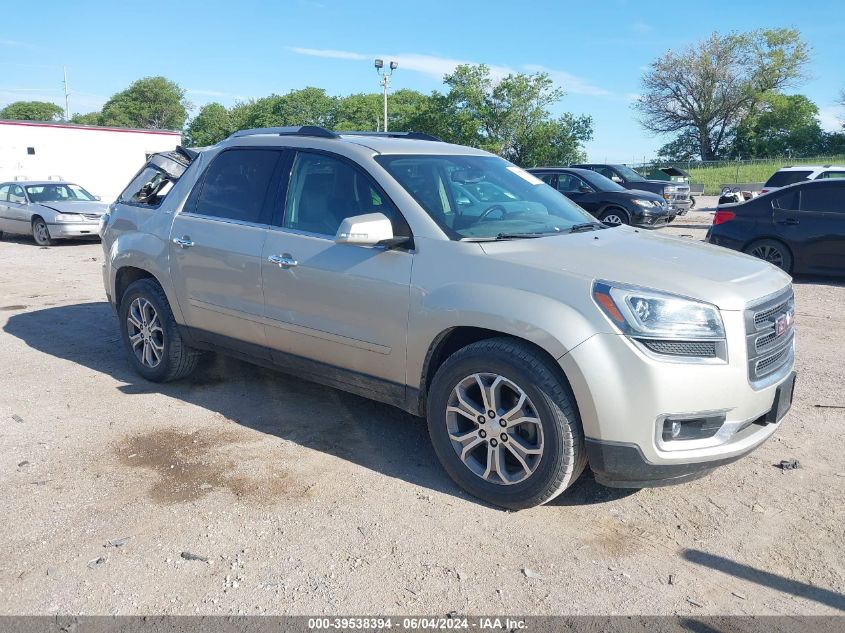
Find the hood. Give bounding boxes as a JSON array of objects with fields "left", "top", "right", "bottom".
[
  {"left": 645, "top": 179, "right": 689, "bottom": 189},
  {"left": 479, "top": 226, "right": 790, "bottom": 311},
  {"left": 36, "top": 200, "right": 109, "bottom": 215},
  {"left": 626, "top": 188, "right": 665, "bottom": 203}
]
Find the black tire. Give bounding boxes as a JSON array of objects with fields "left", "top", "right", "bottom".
[
  {"left": 427, "top": 338, "right": 586, "bottom": 509},
  {"left": 118, "top": 278, "right": 200, "bottom": 382},
  {"left": 598, "top": 208, "right": 629, "bottom": 226},
  {"left": 744, "top": 239, "right": 793, "bottom": 273},
  {"left": 32, "top": 217, "right": 55, "bottom": 246}
]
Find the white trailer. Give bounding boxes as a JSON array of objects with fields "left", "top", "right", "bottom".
[{"left": 0, "top": 120, "right": 182, "bottom": 202}]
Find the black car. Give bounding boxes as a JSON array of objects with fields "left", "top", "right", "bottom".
[
  {"left": 706, "top": 179, "right": 845, "bottom": 275},
  {"left": 570, "top": 163, "right": 692, "bottom": 215},
  {"left": 527, "top": 167, "right": 671, "bottom": 227}
]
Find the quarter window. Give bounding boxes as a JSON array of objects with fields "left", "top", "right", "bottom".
[
  {"left": 193, "top": 149, "right": 280, "bottom": 224},
  {"left": 283, "top": 152, "right": 405, "bottom": 237}
]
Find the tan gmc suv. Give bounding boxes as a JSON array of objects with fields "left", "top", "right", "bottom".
[{"left": 100, "top": 126, "right": 797, "bottom": 509}]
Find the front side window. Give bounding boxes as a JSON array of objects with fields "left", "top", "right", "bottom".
[
  {"left": 376, "top": 155, "right": 596, "bottom": 240},
  {"left": 26, "top": 183, "right": 96, "bottom": 202},
  {"left": 9, "top": 185, "right": 25, "bottom": 204},
  {"left": 284, "top": 152, "right": 405, "bottom": 237},
  {"left": 556, "top": 173, "right": 591, "bottom": 193},
  {"left": 193, "top": 149, "right": 280, "bottom": 224}
]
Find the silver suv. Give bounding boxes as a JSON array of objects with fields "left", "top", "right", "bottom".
[{"left": 101, "top": 127, "right": 797, "bottom": 508}]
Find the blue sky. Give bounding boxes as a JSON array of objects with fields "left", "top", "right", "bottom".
[{"left": 1, "top": 0, "right": 843, "bottom": 161}]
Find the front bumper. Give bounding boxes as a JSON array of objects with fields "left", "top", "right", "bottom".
[
  {"left": 559, "top": 313, "right": 795, "bottom": 487},
  {"left": 47, "top": 222, "right": 100, "bottom": 238}
]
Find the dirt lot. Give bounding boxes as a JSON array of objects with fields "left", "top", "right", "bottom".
[{"left": 1, "top": 209, "right": 843, "bottom": 616}]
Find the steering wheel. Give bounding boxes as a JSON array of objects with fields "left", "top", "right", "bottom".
[{"left": 478, "top": 204, "right": 508, "bottom": 222}]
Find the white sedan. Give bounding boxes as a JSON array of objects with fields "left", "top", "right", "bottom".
[{"left": 0, "top": 180, "right": 109, "bottom": 245}]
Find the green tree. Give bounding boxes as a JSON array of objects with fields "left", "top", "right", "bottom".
[
  {"left": 186, "top": 102, "right": 232, "bottom": 146},
  {"left": 100, "top": 76, "right": 190, "bottom": 130},
  {"left": 436, "top": 64, "right": 592, "bottom": 165},
  {"left": 0, "top": 100, "right": 64, "bottom": 121},
  {"left": 730, "top": 94, "right": 824, "bottom": 158},
  {"left": 635, "top": 28, "right": 810, "bottom": 160},
  {"left": 335, "top": 93, "right": 383, "bottom": 130},
  {"left": 70, "top": 111, "right": 103, "bottom": 125}
]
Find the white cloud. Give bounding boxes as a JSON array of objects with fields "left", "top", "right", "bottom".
[
  {"left": 289, "top": 47, "right": 611, "bottom": 96},
  {"left": 632, "top": 21, "right": 653, "bottom": 34},
  {"left": 818, "top": 104, "right": 844, "bottom": 132},
  {"left": 289, "top": 47, "right": 368, "bottom": 61}
]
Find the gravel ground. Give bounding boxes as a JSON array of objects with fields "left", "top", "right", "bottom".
[{"left": 0, "top": 213, "right": 843, "bottom": 617}]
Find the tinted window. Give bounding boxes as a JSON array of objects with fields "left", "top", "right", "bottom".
[
  {"left": 765, "top": 170, "right": 811, "bottom": 187},
  {"left": 771, "top": 190, "right": 798, "bottom": 210},
  {"left": 818, "top": 171, "right": 845, "bottom": 180},
  {"left": 284, "top": 152, "right": 404, "bottom": 237},
  {"left": 800, "top": 185, "right": 845, "bottom": 213},
  {"left": 535, "top": 173, "right": 555, "bottom": 186},
  {"left": 194, "top": 149, "right": 280, "bottom": 223},
  {"left": 0, "top": 185, "right": 9, "bottom": 202},
  {"left": 9, "top": 185, "right": 25, "bottom": 204}
]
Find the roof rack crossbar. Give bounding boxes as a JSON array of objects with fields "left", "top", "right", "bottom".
[
  {"left": 338, "top": 131, "right": 442, "bottom": 142},
  {"left": 228, "top": 125, "right": 338, "bottom": 139}
]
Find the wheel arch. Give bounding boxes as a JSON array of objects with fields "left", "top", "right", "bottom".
[
  {"left": 742, "top": 236, "right": 796, "bottom": 273},
  {"left": 415, "top": 326, "right": 578, "bottom": 418}
]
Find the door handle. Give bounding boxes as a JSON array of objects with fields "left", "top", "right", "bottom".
[
  {"left": 776, "top": 218, "right": 800, "bottom": 225},
  {"left": 172, "top": 236, "right": 195, "bottom": 248},
  {"left": 268, "top": 254, "right": 298, "bottom": 268}
]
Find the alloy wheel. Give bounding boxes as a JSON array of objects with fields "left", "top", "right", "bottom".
[
  {"left": 750, "top": 244, "right": 784, "bottom": 268},
  {"left": 34, "top": 221, "right": 51, "bottom": 244},
  {"left": 602, "top": 213, "right": 623, "bottom": 226},
  {"left": 445, "top": 373, "right": 544, "bottom": 485},
  {"left": 126, "top": 297, "right": 165, "bottom": 368}
]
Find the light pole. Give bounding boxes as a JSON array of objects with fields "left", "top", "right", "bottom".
[{"left": 374, "top": 59, "right": 398, "bottom": 132}]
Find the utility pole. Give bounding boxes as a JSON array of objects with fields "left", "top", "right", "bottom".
[
  {"left": 374, "top": 59, "right": 398, "bottom": 132},
  {"left": 62, "top": 66, "right": 70, "bottom": 121}
]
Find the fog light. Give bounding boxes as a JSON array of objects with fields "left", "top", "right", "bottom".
[{"left": 661, "top": 414, "right": 725, "bottom": 442}]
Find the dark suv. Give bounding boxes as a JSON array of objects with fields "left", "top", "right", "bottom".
[
  {"left": 527, "top": 167, "right": 671, "bottom": 227},
  {"left": 571, "top": 163, "right": 692, "bottom": 215}
]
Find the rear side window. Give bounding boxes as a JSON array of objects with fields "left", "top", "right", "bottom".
[
  {"left": 800, "top": 185, "right": 845, "bottom": 214},
  {"left": 771, "top": 190, "right": 798, "bottom": 210},
  {"left": 192, "top": 149, "right": 280, "bottom": 224},
  {"left": 765, "top": 170, "right": 811, "bottom": 187},
  {"left": 817, "top": 171, "right": 845, "bottom": 180},
  {"left": 0, "top": 185, "right": 9, "bottom": 202}
]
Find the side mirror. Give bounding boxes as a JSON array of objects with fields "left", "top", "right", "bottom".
[
  {"left": 335, "top": 212, "right": 395, "bottom": 247},
  {"left": 579, "top": 186, "right": 592, "bottom": 194},
  {"left": 611, "top": 176, "right": 623, "bottom": 183},
  {"left": 94, "top": 195, "right": 102, "bottom": 201}
]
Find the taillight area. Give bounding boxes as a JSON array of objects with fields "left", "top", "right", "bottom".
[{"left": 712, "top": 210, "right": 736, "bottom": 225}]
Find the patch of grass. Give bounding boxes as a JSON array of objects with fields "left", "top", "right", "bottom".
[{"left": 685, "top": 157, "right": 845, "bottom": 194}]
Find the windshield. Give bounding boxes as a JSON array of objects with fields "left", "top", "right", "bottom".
[
  {"left": 375, "top": 155, "right": 597, "bottom": 239},
  {"left": 26, "top": 183, "right": 96, "bottom": 202},
  {"left": 613, "top": 165, "right": 646, "bottom": 182},
  {"left": 575, "top": 169, "right": 627, "bottom": 192}
]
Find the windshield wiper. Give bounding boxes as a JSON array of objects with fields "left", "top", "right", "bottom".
[
  {"left": 567, "top": 222, "right": 605, "bottom": 233},
  {"left": 460, "top": 231, "right": 557, "bottom": 242}
]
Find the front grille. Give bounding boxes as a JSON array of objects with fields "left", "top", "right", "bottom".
[
  {"left": 745, "top": 287, "right": 795, "bottom": 385},
  {"left": 640, "top": 339, "right": 717, "bottom": 358}
]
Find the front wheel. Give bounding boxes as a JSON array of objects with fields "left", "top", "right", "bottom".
[
  {"left": 32, "top": 218, "right": 55, "bottom": 246},
  {"left": 599, "top": 208, "right": 629, "bottom": 226},
  {"left": 119, "top": 278, "right": 200, "bottom": 382},
  {"left": 427, "top": 338, "right": 586, "bottom": 509}
]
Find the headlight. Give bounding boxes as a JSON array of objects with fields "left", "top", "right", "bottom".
[
  {"left": 54, "top": 213, "right": 85, "bottom": 222},
  {"left": 664, "top": 185, "right": 678, "bottom": 193},
  {"left": 633, "top": 199, "right": 659, "bottom": 208},
  {"left": 593, "top": 281, "right": 726, "bottom": 361}
]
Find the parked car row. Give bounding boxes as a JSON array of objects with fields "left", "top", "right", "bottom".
[{"left": 95, "top": 126, "right": 797, "bottom": 509}]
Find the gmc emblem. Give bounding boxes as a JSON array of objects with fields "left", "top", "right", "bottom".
[{"left": 775, "top": 311, "right": 794, "bottom": 337}]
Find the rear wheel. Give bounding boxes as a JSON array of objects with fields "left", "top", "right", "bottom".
[
  {"left": 744, "top": 239, "right": 793, "bottom": 273},
  {"left": 32, "top": 218, "right": 55, "bottom": 246},
  {"left": 599, "top": 208, "right": 629, "bottom": 226},
  {"left": 427, "top": 338, "right": 586, "bottom": 509},
  {"left": 119, "top": 278, "right": 200, "bottom": 382}
]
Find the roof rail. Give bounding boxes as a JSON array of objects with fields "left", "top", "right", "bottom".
[
  {"left": 338, "top": 131, "right": 443, "bottom": 142},
  {"left": 228, "top": 125, "right": 338, "bottom": 139}
]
